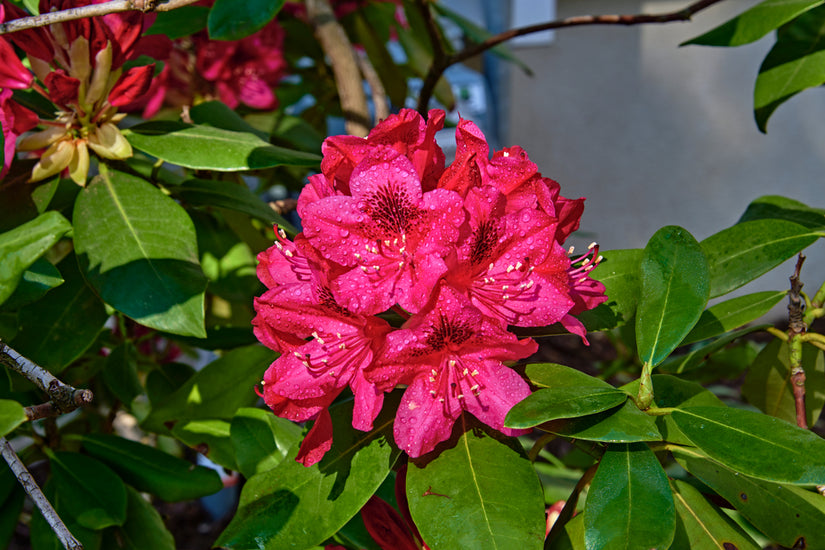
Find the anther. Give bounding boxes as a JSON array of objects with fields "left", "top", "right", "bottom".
[{"left": 284, "top": 249, "right": 293, "bottom": 258}]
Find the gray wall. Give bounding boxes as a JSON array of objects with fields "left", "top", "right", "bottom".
[{"left": 504, "top": 0, "right": 825, "bottom": 314}]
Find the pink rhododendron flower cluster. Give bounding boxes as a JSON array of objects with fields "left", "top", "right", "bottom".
[{"left": 253, "top": 108, "right": 607, "bottom": 466}]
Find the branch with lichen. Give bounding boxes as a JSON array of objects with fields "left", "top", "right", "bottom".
[{"left": 415, "top": 0, "right": 728, "bottom": 113}]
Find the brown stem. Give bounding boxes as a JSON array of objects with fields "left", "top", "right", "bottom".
[
  {"left": 787, "top": 254, "right": 808, "bottom": 429},
  {"left": 416, "top": 0, "right": 728, "bottom": 113},
  {"left": 356, "top": 51, "right": 389, "bottom": 123},
  {"left": 306, "top": 0, "right": 370, "bottom": 137},
  {"left": 0, "top": 0, "right": 201, "bottom": 35}
]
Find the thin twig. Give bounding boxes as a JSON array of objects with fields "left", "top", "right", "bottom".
[
  {"left": 356, "top": 51, "right": 389, "bottom": 123},
  {"left": 0, "top": 340, "right": 93, "bottom": 418},
  {"left": 787, "top": 254, "right": 808, "bottom": 429},
  {"left": 1, "top": 437, "right": 82, "bottom": 550},
  {"left": 0, "top": 0, "right": 201, "bottom": 35},
  {"left": 306, "top": 0, "right": 370, "bottom": 136},
  {"left": 416, "top": 0, "right": 728, "bottom": 113}
]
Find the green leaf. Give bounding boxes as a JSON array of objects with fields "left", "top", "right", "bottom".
[
  {"left": 30, "top": 481, "right": 102, "bottom": 550},
  {"left": 578, "top": 248, "right": 642, "bottom": 332},
  {"left": 217, "top": 396, "right": 401, "bottom": 550},
  {"left": 171, "top": 418, "right": 237, "bottom": 471},
  {"left": 0, "top": 211, "right": 71, "bottom": 306},
  {"left": 506, "top": 364, "right": 627, "bottom": 428},
  {"left": 171, "top": 178, "right": 294, "bottom": 229},
  {"left": 671, "top": 406, "right": 825, "bottom": 484},
  {"left": 682, "top": 290, "right": 787, "bottom": 345},
  {"left": 543, "top": 399, "right": 662, "bottom": 443},
  {"left": 11, "top": 255, "right": 108, "bottom": 372},
  {"left": 742, "top": 339, "right": 825, "bottom": 426},
  {"left": 123, "top": 121, "right": 321, "bottom": 171},
  {"left": 738, "top": 195, "right": 825, "bottom": 230},
  {"left": 701, "top": 219, "right": 819, "bottom": 298},
  {"left": 49, "top": 451, "right": 127, "bottom": 529},
  {"left": 189, "top": 101, "right": 269, "bottom": 140},
  {"left": 636, "top": 226, "right": 709, "bottom": 367},
  {"left": 676, "top": 452, "right": 825, "bottom": 549},
  {"left": 101, "top": 343, "right": 142, "bottom": 407},
  {"left": 584, "top": 443, "right": 675, "bottom": 550},
  {"left": 669, "top": 479, "right": 760, "bottom": 550},
  {"left": 0, "top": 485, "right": 24, "bottom": 550},
  {"left": 1, "top": 257, "right": 64, "bottom": 310},
  {"left": 660, "top": 324, "right": 771, "bottom": 374},
  {"left": 102, "top": 486, "right": 176, "bottom": 550},
  {"left": 79, "top": 433, "right": 223, "bottom": 502},
  {"left": 230, "top": 407, "right": 302, "bottom": 478},
  {"left": 145, "top": 5, "right": 209, "bottom": 38},
  {"left": 754, "top": 5, "right": 825, "bottom": 131},
  {"left": 73, "top": 169, "right": 208, "bottom": 337},
  {"left": 142, "top": 344, "right": 275, "bottom": 432},
  {"left": 145, "top": 361, "right": 195, "bottom": 405},
  {"left": 208, "top": 0, "right": 285, "bottom": 40},
  {"left": 407, "top": 416, "right": 546, "bottom": 550},
  {"left": 0, "top": 399, "right": 26, "bottom": 437},
  {"left": 682, "top": 0, "right": 825, "bottom": 46},
  {"left": 548, "top": 513, "right": 586, "bottom": 550}
]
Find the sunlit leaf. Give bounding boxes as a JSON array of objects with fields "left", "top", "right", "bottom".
[{"left": 682, "top": 291, "right": 786, "bottom": 345}]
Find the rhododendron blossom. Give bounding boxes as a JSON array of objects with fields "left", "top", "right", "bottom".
[{"left": 253, "top": 108, "right": 607, "bottom": 465}]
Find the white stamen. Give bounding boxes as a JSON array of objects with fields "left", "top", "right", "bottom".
[{"left": 284, "top": 249, "right": 293, "bottom": 258}]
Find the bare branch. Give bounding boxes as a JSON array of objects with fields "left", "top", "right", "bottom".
[
  {"left": 0, "top": 0, "right": 201, "bottom": 35},
  {"left": 0, "top": 340, "right": 94, "bottom": 418},
  {"left": 1, "top": 437, "right": 83, "bottom": 550},
  {"left": 356, "top": 51, "right": 389, "bottom": 123},
  {"left": 787, "top": 254, "right": 808, "bottom": 429},
  {"left": 417, "top": 0, "right": 728, "bottom": 113}
]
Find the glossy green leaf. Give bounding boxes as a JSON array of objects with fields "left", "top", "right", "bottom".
[
  {"left": 682, "top": 0, "right": 824, "bottom": 46},
  {"left": 682, "top": 291, "right": 787, "bottom": 345},
  {"left": 80, "top": 433, "right": 223, "bottom": 502},
  {"left": 548, "top": 513, "right": 586, "bottom": 550},
  {"left": 521, "top": 363, "right": 613, "bottom": 390},
  {"left": 669, "top": 479, "right": 760, "bottom": 550},
  {"left": 742, "top": 339, "right": 825, "bottom": 426},
  {"left": 0, "top": 210, "right": 70, "bottom": 305},
  {"left": 407, "top": 416, "right": 545, "bottom": 550},
  {"left": 74, "top": 169, "right": 207, "bottom": 337},
  {"left": 217, "top": 397, "right": 401, "bottom": 550},
  {"left": 171, "top": 418, "right": 237, "bottom": 471},
  {"left": 145, "top": 361, "right": 195, "bottom": 405},
  {"left": 11, "top": 255, "right": 108, "bottom": 372},
  {"left": 141, "top": 344, "right": 275, "bottom": 432},
  {"left": 145, "top": 5, "right": 209, "bottom": 38},
  {"left": 636, "top": 226, "right": 709, "bottom": 367},
  {"left": 584, "top": 443, "right": 675, "bottom": 550},
  {"left": 738, "top": 195, "right": 825, "bottom": 230},
  {"left": 0, "top": 485, "right": 24, "bottom": 550},
  {"left": 123, "top": 121, "right": 321, "bottom": 171},
  {"left": 660, "top": 324, "right": 770, "bottom": 374},
  {"left": 49, "top": 451, "right": 127, "bottom": 529},
  {"left": 171, "top": 178, "right": 293, "bottom": 229},
  {"left": 189, "top": 101, "right": 268, "bottom": 140},
  {"left": 755, "top": 5, "right": 825, "bottom": 131},
  {"left": 101, "top": 342, "right": 142, "bottom": 407},
  {"left": 30, "top": 481, "right": 102, "bottom": 550},
  {"left": 543, "top": 399, "right": 661, "bottom": 443},
  {"left": 1, "top": 257, "right": 64, "bottom": 310},
  {"left": 577, "top": 248, "right": 642, "bottom": 332},
  {"left": 0, "top": 399, "right": 26, "bottom": 437},
  {"left": 208, "top": 0, "right": 285, "bottom": 40},
  {"left": 676, "top": 452, "right": 825, "bottom": 549},
  {"left": 671, "top": 406, "right": 825, "bottom": 484},
  {"left": 230, "top": 407, "right": 302, "bottom": 478},
  {"left": 102, "top": 486, "right": 175, "bottom": 550},
  {"left": 701, "top": 219, "right": 819, "bottom": 298}
]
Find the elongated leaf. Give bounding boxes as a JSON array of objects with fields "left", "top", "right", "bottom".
[
  {"left": 0, "top": 399, "right": 26, "bottom": 437},
  {"left": 2, "top": 257, "right": 64, "bottom": 310},
  {"left": 682, "top": 0, "right": 825, "bottom": 46},
  {"left": 79, "top": 434, "right": 223, "bottom": 502},
  {"left": 671, "top": 406, "right": 825, "bottom": 484},
  {"left": 682, "top": 290, "right": 787, "bottom": 345},
  {"left": 738, "top": 195, "right": 825, "bottom": 230},
  {"left": 208, "top": 0, "right": 285, "bottom": 40},
  {"left": 189, "top": 101, "right": 268, "bottom": 140},
  {"left": 102, "top": 486, "right": 175, "bottom": 550},
  {"left": 669, "top": 479, "right": 760, "bottom": 550},
  {"left": 101, "top": 342, "right": 142, "bottom": 407},
  {"left": 543, "top": 400, "right": 661, "bottom": 443},
  {"left": 742, "top": 339, "right": 825, "bottom": 426},
  {"left": 217, "top": 396, "right": 401, "bottom": 550},
  {"left": 141, "top": 344, "right": 276, "bottom": 432},
  {"left": 0, "top": 210, "right": 70, "bottom": 305},
  {"left": 74, "top": 169, "right": 207, "bottom": 337},
  {"left": 407, "top": 416, "right": 546, "bottom": 550},
  {"left": 49, "top": 451, "right": 127, "bottom": 529},
  {"left": 584, "top": 443, "right": 675, "bottom": 550},
  {"left": 701, "top": 219, "right": 819, "bottom": 298},
  {"left": 145, "top": 5, "right": 209, "bottom": 38},
  {"left": 660, "top": 324, "right": 770, "bottom": 374},
  {"left": 172, "top": 418, "right": 237, "bottom": 471},
  {"left": 755, "top": 5, "right": 825, "bottom": 131},
  {"left": 676, "top": 452, "right": 825, "bottom": 549},
  {"left": 230, "top": 407, "right": 302, "bottom": 478},
  {"left": 171, "top": 178, "right": 293, "bottom": 229},
  {"left": 11, "top": 255, "right": 108, "bottom": 372},
  {"left": 577, "top": 248, "right": 642, "bottom": 332},
  {"left": 123, "top": 121, "right": 321, "bottom": 171},
  {"left": 522, "top": 363, "right": 618, "bottom": 390},
  {"left": 548, "top": 513, "right": 586, "bottom": 550},
  {"left": 636, "top": 226, "right": 709, "bottom": 367}
]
